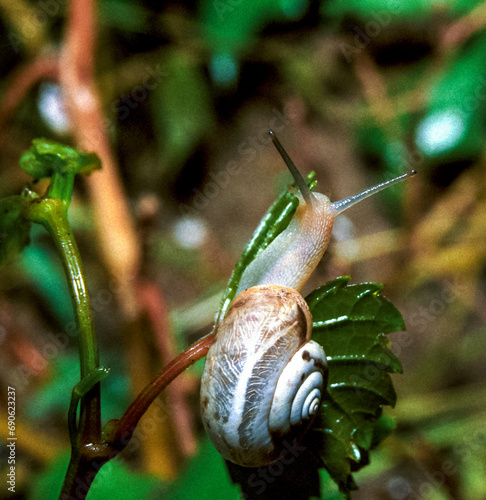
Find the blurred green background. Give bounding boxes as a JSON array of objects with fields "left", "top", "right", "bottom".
[{"left": 1, "top": 0, "right": 486, "bottom": 498}]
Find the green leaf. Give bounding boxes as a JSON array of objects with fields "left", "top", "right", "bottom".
[
  {"left": 306, "top": 277, "right": 404, "bottom": 493},
  {"left": 371, "top": 413, "right": 397, "bottom": 448},
  {"left": 214, "top": 172, "right": 316, "bottom": 325},
  {"left": 414, "top": 32, "right": 486, "bottom": 164},
  {"left": 20, "top": 138, "right": 100, "bottom": 179},
  {"left": 200, "top": 0, "right": 310, "bottom": 85},
  {"left": 99, "top": 0, "right": 149, "bottom": 33},
  {"left": 323, "top": 0, "right": 484, "bottom": 21},
  {"left": 20, "top": 138, "right": 100, "bottom": 202},
  {"left": 151, "top": 50, "right": 214, "bottom": 172},
  {"left": 0, "top": 194, "right": 32, "bottom": 264}
]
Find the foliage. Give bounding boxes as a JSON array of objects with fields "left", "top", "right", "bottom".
[
  {"left": 0, "top": 139, "right": 100, "bottom": 266},
  {"left": 1, "top": 138, "right": 104, "bottom": 498},
  {"left": 165, "top": 438, "right": 241, "bottom": 500},
  {"left": 152, "top": 51, "right": 214, "bottom": 172},
  {"left": 2, "top": 0, "right": 486, "bottom": 499},
  {"left": 20, "top": 138, "right": 100, "bottom": 181},
  {"left": 308, "top": 277, "right": 403, "bottom": 493},
  {"left": 0, "top": 195, "right": 32, "bottom": 263},
  {"left": 1, "top": 134, "right": 404, "bottom": 499}
]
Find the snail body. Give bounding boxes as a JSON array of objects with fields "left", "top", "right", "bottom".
[
  {"left": 201, "top": 131, "right": 415, "bottom": 467},
  {"left": 234, "top": 191, "right": 334, "bottom": 295}
]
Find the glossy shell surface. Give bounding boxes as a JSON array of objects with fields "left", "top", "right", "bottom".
[{"left": 200, "top": 285, "right": 327, "bottom": 467}]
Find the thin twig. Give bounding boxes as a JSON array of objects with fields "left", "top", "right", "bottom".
[
  {"left": 0, "top": 55, "right": 59, "bottom": 148},
  {"left": 138, "top": 281, "right": 198, "bottom": 457},
  {"left": 60, "top": 0, "right": 142, "bottom": 319},
  {"left": 352, "top": 50, "right": 396, "bottom": 132},
  {"left": 113, "top": 333, "right": 214, "bottom": 448},
  {"left": 439, "top": 2, "right": 486, "bottom": 53}
]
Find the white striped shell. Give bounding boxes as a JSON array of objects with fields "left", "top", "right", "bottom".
[{"left": 200, "top": 284, "right": 327, "bottom": 467}]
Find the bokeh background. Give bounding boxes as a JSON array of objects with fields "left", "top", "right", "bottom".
[{"left": 0, "top": 0, "right": 486, "bottom": 498}]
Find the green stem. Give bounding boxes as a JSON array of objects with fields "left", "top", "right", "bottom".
[
  {"left": 48, "top": 171, "right": 76, "bottom": 204},
  {"left": 25, "top": 196, "right": 102, "bottom": 496},
  {"left": 69, "top": 367, "right": 110, "bottom": 445},
  {"left": 27, "top": 197, "right": 99, "bottom": 386}
]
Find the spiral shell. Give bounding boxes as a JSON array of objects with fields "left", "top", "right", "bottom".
[{"left": 200, "top": 285, "right": 327, "bottom": 467}]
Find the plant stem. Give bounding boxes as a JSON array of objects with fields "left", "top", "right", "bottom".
[
  {"left": 138, "top": 281, "right": 197, "bottom": 457},
  {"left": 111, "top": 333, "right": 215, "bottom": 449},
  {"left": 0, "top": 54, "right": 59, "bottom": 149},
  {"left": 48, "top": 172, "right": 76, "bottom": 205},
  {"left": 25, "top": 197, "right": 102, "bottom": 496},
  {"left": 25, "top": 193, "right": 215, "bottom": 497},
  {"left": 62, "top": 0, "right": 142, "bottom": 320},
  {"left": 27, "top": 198, "right": 99, "bottom": 393},
  {"left": 60, "top": 333, "right": 214, "bottom": 499}
]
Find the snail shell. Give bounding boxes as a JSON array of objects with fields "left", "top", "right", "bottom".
[{"left": 200, "top": 285, "right": 328, "bottom": 467}]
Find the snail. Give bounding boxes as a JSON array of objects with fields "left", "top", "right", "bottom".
[{"left": 200, "top": 130, "right": 415, "bottom": 467}]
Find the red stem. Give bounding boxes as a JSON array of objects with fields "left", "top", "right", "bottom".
[
  {"left": 113, "top": 333, "right": 215, "bottom": 448},
  {"left": 60, "top": 332, "right": 215, "bottom": 499},
  {"left": 0, "top": 55, "right": 59, "bottom": 148},
  {"left": 137, "top": 281, "right": 198, "bottom": 457}
]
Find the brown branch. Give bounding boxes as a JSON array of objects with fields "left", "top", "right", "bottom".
[
  {"left": 60, "top": 0, "right": 142, "bottom": 319},
  {"left": 58, "top": 0, "right": 144, "bottom": 496},
  {"left": 138, "top": 281, "right": 198, "bottom": 457},
  {"left": 352, "top": 50, "right": 396, "bottom": 132},
  {"left": 439, "top": 2, "right": 486, "bottom": 53},
  {"left": 109, "top": 333, "right": 215, "bottom": 450},
  {"left": 60, "top": 331, "right": 214, "bottom": 499},
  {"left": 0, "top": 54, "right": 59, "bottom": 148}
]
